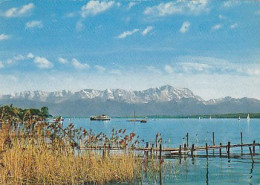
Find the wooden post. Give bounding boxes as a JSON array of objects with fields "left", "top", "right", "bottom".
[
  {"left": 212, "top": 132, "right": 215, "bottom": 146},
  {"left": 249, "top": 147, "right": 254, "bottom": 163},
  {"left": 159, "top": 144, "right": 162, "bottom": 160},
  {"left": 191, "top": 144, "right": 194, "bottom": 158},
  {"left": 206, "top": 143, "right": 208, "bottom": 157},
  {"left": 240, "top": 132, "right": 243, "bottom": 154},
  {"left": 155, "top": 134, "right": 158, "bottom": 149},
  {"left": 253, "top": 140, "right": 256, "bottom": 155},
  {"left": 108, "top": 143, "right": 110, "bottom": 156},
  {"left": 151, "top": 144, "right": 154, "bottom": 158},
  {"left": 145, "top": 142, "right": 149, "bottom": 157},
  {"left": 159, "top": 166, "right": 162, "bottom": 185},
  {"left": 186, "top": 133, "right": 189, "bottom": 147},
  {"left": 219, "top": 143, "right": 222, "bottom": 157},
  {"left": 103, "top": 143, "right": 106, "bottom": 158},
  {"left": 179, "top": 145, "right": 182, "bottom": 156},
  {"left": 212, "top": 132, "right": 215, "bottom": 156},
  {"left": 227, "top": 141, "right": 230, "bottom": 158}
]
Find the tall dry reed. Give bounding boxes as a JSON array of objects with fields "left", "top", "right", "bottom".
[{"left": 0, "top": 105, "right": 164, "bottom": 184}]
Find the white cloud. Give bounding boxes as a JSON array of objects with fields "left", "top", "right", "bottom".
[
  {"left": 34, "top": 56, "right": 53, "bottom": 69},
  {"left": 81, "top": 1, "right": 114, "bottom": 17},
  {"left": 147, "top": 66, "right": 162, "bottom": 74},
  {"left": 110, "top": 69, "right": 121, "bottom": 75},
  {"left": 218, "top": 14, "right": 226, "bottom": 19},
  {"left": 222, "top": 1, "right": 240, "bottom": 8},
  {"left": 58, "top": 57, "right": 68, "bottom": 64},
  {"left": 1, "top": 59, "right": 260, "bottom": 100},
  {"left": 5, "top": 53, "right": 34, "bottom": 64},
  {"left": 180, "top": 62, "right": 211, "bottom": 73},
  {"left": 212, "top": 24, "right": 222, "bottom": 30},
  {"left": 25, "top": 21, "right": 43, "bottom": 29},
  {"left": 128, "top": 2, "right": 136, "bottom": 9},
  {"left": 27, "top": 53, "right": 34, "bottom": 59},
  {"left": 230, "top": 23, "right": 238, "bottom": 29},
  {"left": 72, "top": 58, "right": 90, "bottom": 70},
  {"left": 0, "top": 61, "right": 4, "bottom": 69},
  {"left": 65, "top": 12, "right": 77, "bottom": 18},
  {"left": 173, "top": 56, "right": 260, "bottom": 77},
  {"left": 76, "top": 20, "right": 84, "bottom": 32},
  {"left": 164, "top": 65, "right": 173, "bottom": 74},
  {"left": 5, "top": 3, "right": 34, "bottom": 17},
  {"left": 144, "top": 0, "right": 209, "bottom": 17},
  {"left": 142, "top": 26, "right": 153, "bottom": 36},
  {"left": 116, "top": 2, "right": 121, "bottom": 7},
  {"left": 117, "top": 29, "right": 139, "bottom": 39},
  {"left": 0, "top": 34, "right": 10, "bottom": 41},
  {"left": 246, "top": 69, "right": 260, "bottom": 76},
  {"left": 95, "top": 65, "right": 106, "bottom": 73},
  {"left": 179, "top": 21, "right": 190, "bottom": 33},
  {"left": 13, "top": 55, "right": 26, "bottom": 61}
]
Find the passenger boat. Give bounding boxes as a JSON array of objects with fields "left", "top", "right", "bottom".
[{"left": 90, "top": 115, "right": 110, "bottom": 121}]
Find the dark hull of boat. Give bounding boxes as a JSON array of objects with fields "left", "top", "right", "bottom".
[
  {"left": 127, "top": 119, "right": 147, "bottom": 123},
  {"left": 90, "top": 118, "right": 110, "bottom": 121}
]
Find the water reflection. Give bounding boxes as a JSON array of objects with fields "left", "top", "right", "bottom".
[
  {"left": 66, "top": 118, "right": 260, "bottom": 184},
  {"left": 249, "top": 161, "right": 254, "bottom": 185},
  {"left": 206, "top": 158, "right": 209, "bottom": 185}
]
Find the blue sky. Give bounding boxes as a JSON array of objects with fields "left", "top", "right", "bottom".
[{"left": 0, "top": 0, "right": 260, "bottom": 100}]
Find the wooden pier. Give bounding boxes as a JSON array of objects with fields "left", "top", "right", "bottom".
[{"left": 79, "top": 132, "right": 260, "bottom": 162}]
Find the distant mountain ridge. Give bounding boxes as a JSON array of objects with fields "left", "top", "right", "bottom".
[
  {"left": 1, "top": 85, "right": 260, "bottom": 116},
  {"left": 0, "top": 85, "right": 202, "bottom": 104}
]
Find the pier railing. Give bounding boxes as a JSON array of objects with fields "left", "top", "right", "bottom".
[{"left": 78, "top": 131, "right": 260, "bottom": 163}]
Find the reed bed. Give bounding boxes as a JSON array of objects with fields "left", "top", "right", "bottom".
[
  {"left": 0, "top": 142, "right": 141, "bottom": 184},
  {"left": 0, "top": 105, "right": 161, "bottom": 184}
]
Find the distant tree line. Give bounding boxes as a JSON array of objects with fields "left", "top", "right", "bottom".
[{"left": 147, "top": 113, "right": 260, "bottom": 119}]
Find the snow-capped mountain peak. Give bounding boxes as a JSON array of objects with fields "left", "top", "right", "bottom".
[{"left": 0, "top": 85, "right": 203, "bottom": 104}]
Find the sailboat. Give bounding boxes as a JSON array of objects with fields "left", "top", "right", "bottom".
[
  {"left": 238, "top": 116, "right": 241, "bottom": 120},
  {"left": 127, "top": 109, "right": 147, "bottom": 123},
  {"left": 127, "top": 109, "right": 137, "bottom": 122},
  {"left": 247, "top": 114, "right": 250, "bottom": 120}
]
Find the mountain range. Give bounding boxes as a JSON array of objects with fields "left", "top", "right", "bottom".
[{"left": 1, "top": 85, "right": 260, "bottom": 116}]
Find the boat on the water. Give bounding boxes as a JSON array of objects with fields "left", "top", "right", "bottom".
[
  {"left": 46, "top": 116, "right": 64, "bottom": 123},
  {"left": 90, "top": 115, "right": 110, "bottom": 121},
  {"left": 127, "top": 119, "right": 147, "bottom": 123},
  {"left": 247, "top": 114, "right": 250, "bottom": 120},
  {"left": 127, "top": 109, "right": 147, "bottom": 123},
  {"left": 238, "top": 116, "right": 241, "bottom": 120}
]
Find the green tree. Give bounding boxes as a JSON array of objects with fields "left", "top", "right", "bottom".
[{"left": 40, "top": 106, "right": 49, "bottom": 118}]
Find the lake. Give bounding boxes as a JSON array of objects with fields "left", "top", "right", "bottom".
[{"left": 64, "top": 118, "right": 260, "bottom": 184}]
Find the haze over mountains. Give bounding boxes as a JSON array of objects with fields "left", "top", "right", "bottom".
[{"left": 0, "top": 85, "right": 260, "bottom": 116}]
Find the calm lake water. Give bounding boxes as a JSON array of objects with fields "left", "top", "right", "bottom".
[{"left": 64, "top": 118, "right": 260, "bottom": 185}]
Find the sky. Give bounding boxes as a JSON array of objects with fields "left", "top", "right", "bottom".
[{"left": 0, "top": 0, "right": 260, "bottom": 100}]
